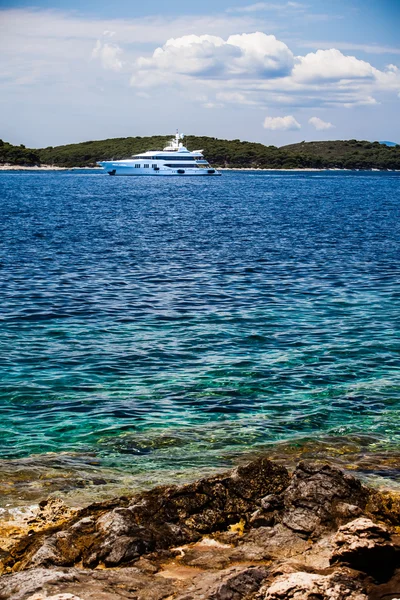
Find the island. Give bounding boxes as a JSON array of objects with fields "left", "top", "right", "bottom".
[{"left": 1, "top": 137, "right": 400, "bottom": 170}]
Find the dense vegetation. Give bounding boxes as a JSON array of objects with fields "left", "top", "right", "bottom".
[
  {"left": 282, "top": 139, "right": 400, "bottom": 170},
  {"left": 0, "top": 140, "right": 41, "bottom": 166},
  {"left": 1, "top": 136, "right": 399, "bottom": 170}
]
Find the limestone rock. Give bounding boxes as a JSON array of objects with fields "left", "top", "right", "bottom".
[
  {"left": 5, "top": 458, "right": 289, "bottom": 571},
  {"left": 244, "top": 524, "right": 312, "bottom": 561},
  {"left": 176, "top": 565, "right": 269, "bottom": 600},
  {"left": 258, "top": 570, "right": 368, "bottom": 600},
  {"left": 282, "top": 462, "right": 369, "bottom": 537},
  {"left": 0, "top": 566, "right": 177, "bottom": 600},
  {"left": 330, "top": 517, "right": 400, "bottom": 580},
  {"left": 3, "top": 458, "right": 400, "bottom": 600}
]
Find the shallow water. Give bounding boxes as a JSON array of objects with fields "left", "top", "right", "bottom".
[{"left": 1, "top": 170, "right": 400, "bottom": 506}]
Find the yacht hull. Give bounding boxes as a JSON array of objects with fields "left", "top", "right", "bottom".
[{"left": 98, "top": 163, "right": 220, "bottom": 176}]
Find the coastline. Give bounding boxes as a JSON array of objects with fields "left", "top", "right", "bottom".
[
  {"left": 1, "top": 455, "right": 400, "bottom": 599},
  {"left": 0, "top": 164, "right": 102, "bottom": 171},
  {"left": 2, "top": 434, "right": 400, "bottom": 520},
  {"left": 1, "top": 164, "right": 399, "bottom": 172}
]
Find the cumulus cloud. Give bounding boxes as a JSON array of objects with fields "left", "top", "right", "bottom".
[
  {"left": 91, "top": 40, "right": 123, "bottom": 71},
  {"left": 308, "top": 116, "right": 334, "bottom": 130},
  {"left": 135, "top": 32, "right": 294, "bottom": 81},
  {"left": 263, "top": 115, "right": 301, "bottom": 130},
  {"left": 292, "top": 48, "right": 377, "bottom": 83},
  {"left": 132, "top": 31, "right": 400, "bottom": 110},
  {"left": 2, "top": 5, "right": 400, "bottom": 134}
]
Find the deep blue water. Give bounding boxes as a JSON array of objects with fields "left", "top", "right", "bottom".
[{"left": 1, "top": 170, "right": 400, "bottom": 502}]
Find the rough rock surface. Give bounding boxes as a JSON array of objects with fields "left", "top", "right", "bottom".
[
  {"left": 331, "top": 518, "right": 400, "bottom": 581},
  {"left": 3, "top": 458, "right": 289, "bottom": 571},
  {"left": 0, "top": 566, "right": 177, "bottom": 600},
  {"left": 1, "top": 458, "right": 400, "bottom": 600},
  {"left": 0, "top": 500, "right": 75, "bottom": 555},
  {"left": 282, "top": 462, "right": 368, "bottom": 537},
  {"left": 258, "top": 570, "right": 368, "bottom": 599}
]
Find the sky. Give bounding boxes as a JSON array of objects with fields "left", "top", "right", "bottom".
[{"left": 0, "top": 0, "right": 399, "bottom": 147}]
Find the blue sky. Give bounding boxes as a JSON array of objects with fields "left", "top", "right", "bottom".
[{"left": 0, "top": 0, "right": 399, "bottom": 147}]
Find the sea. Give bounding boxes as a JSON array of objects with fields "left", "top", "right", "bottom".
[{"left": 1, "top": 169, "right": 400, "bottom": 508}]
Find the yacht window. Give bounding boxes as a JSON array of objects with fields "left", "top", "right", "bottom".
[
  {"left": 154, "top": 156, "right": 196, "bottom": 161},
  {"left": 135, "top": 164, "right": 140, "bottom": 168},
  {"left": 165, "top": 163, "right": 199, "bottom": 168},
  {"left": 144, "top": 164, "right": 149, "bottom": 168},
  {"left": 152, "top": 164, "right": 157, "bottom": 168}
]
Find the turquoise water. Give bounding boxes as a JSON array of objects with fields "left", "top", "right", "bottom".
[{"left": 1, "top": 170, "right": 400, "bottom": 503}]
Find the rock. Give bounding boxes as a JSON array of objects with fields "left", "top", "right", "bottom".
[
  {"left": 176, "top": 565, "right": 269, "bottom": 600},
  {"left": 367, "top": 489, "right": 400, "bottom": 526},
  {"left": 0, "top": 499, "right": 76, "bottom": 561},
  {"left": 282, "top": 463, "right": 369, "bottom": 537},
  {"left": 29, "top": 500, "right": 76, "bottom": 530},
  {"left": 27, "top": 595, "right": 83, "bottom": 600},
  {"left": 366, "top": 568, "right": 400, "bottom": 600},
  {"left": 260, "top": 495, "right": 283, "bottom": 512},
  {"left": 0, "top": 566, "right": 177, "bottom": 600},
  {"left": 330, "top": 517, "right": 400, "bottom": 581},
  {"left": 3, "top": 458, "right": 400, "bottom": 600},
  {"left": 0, "top": 568, "right": 80, "bottom": 600},
  {"left": 179, "top": 539, "right": 234, "bottom": 570},
  {"left": 4, "top": 458, "right": 290, "bottom": 571},
  {"left": 258, "top": 570, "right": 368, "bottom": 599},
  {"left": 244, "top": 524, "right": 312, "bottom": 561}
]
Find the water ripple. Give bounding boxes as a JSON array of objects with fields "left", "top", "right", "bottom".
[{"left": 0, "top": 170, "right": 400, "bottom": 502}]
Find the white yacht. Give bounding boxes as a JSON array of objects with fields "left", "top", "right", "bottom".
[{"left": 98, "top": 132, "right": 221, "bottom": 176}]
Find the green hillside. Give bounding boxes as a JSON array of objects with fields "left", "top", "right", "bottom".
[
  {"left": 1, "top": 136, "right": 399, "bottom": 170},
  {"left": 37, "top": 136, "right": 299, "bottom": 169},
  {"left": 0, "top": 140, "right": 41, "bottom": 166},
  {"left": 282, "top": 139, "right": 400, "bottom": 170}
]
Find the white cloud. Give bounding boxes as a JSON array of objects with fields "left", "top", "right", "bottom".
[
  {"left": 135, "top": 32, "right": 294, "bottom": 81},
  {"left": 91, "top": 40, "right": 123, "bottom": 71},
  {"left": 263, "top": 115, "right": 301, "bottom": 130},
  {"left": 132, "top": 33, "right": 400, "bottom": 109},
  {"left": 293, "top": 49, "right": 377, "bottom": 83},
  {"left": 1, "top": 6, "right": 400, "bottom": 146},
  {"left": 308, "top": 116, "right": 334, "bottom": 130},
  {"left": 343, "top": 96, "right": 379, "bottom": 108}
]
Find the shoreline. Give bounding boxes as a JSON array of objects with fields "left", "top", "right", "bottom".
[
  {"left": 1, "top": 456, "right": 400, "bottom": 599},
  {"left": 1, "top": 164, "right": 399, "bottom": 172},
  {"left": 0, "top": 164, "right": 103, "bottom": 171},
  {"left": 2, "top": 435, "right": 400, "bottom": 514}
]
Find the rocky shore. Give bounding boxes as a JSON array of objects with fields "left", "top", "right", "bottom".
[{"left": 1, "top": 457, "right": 400, "bottom": 599}]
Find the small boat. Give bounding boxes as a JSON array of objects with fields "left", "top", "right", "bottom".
[{"left": 98, "top": 132, "right": 221, "bottom": 176}]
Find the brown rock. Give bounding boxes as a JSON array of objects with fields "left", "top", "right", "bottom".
[
  {"left": 282, "top": 463, "right": 369, "bottom": 537},
  {"left": 176, "top": 565, "right": 269, "bottom": 599},
  {"left": 0, "top": 566, "right": 177, "bottom": 600},
  {"left": 330, "top": 517, "right": 400, "bottom": 581},
  {"left": 4, "top": 458, "right": 289, "bottom": 572},
  {"left": 244, "top": 525, "right": 312, "bottom": 561},
  {"left": 258, "top": 570, "right": 368, "bottom": 599}
]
